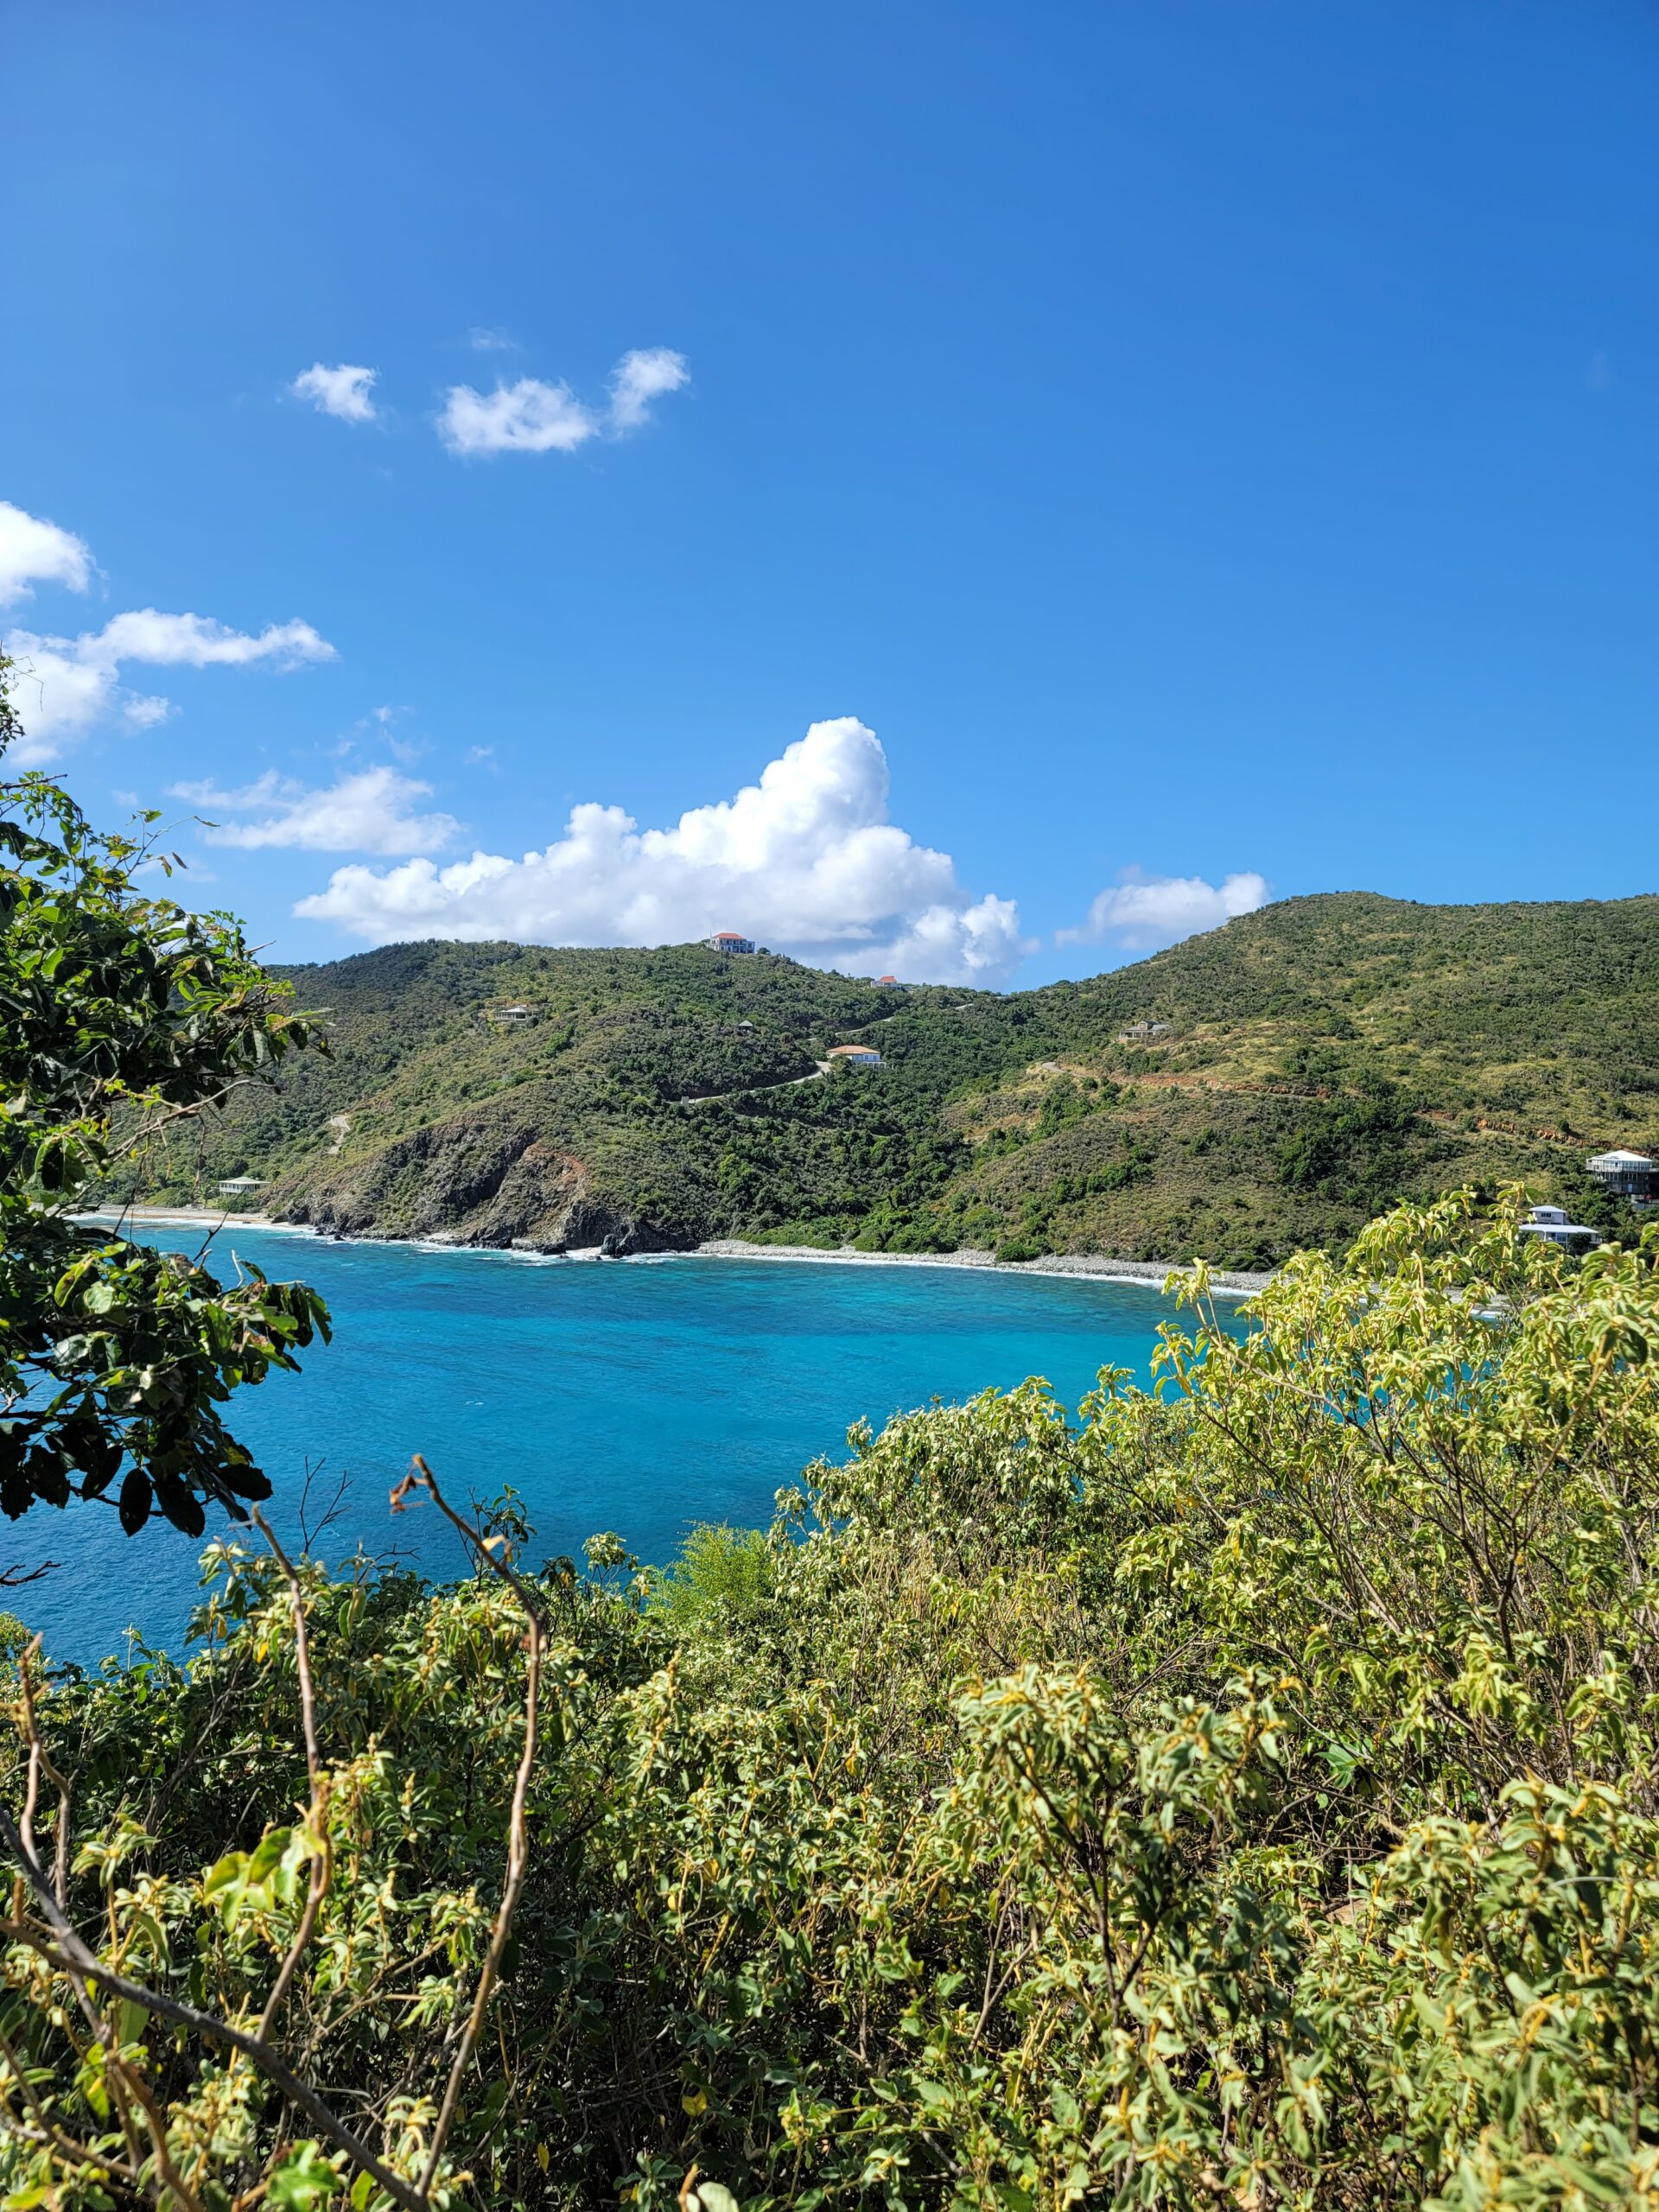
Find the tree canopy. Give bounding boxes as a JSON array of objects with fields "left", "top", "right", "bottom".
[{"left": 0, "top": 658, "right": 328, "bottom": 1538}]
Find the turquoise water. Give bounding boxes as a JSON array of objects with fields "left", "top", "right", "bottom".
[{"left": 12, "top": 1227, "right": 1222, "bottom": 1665}]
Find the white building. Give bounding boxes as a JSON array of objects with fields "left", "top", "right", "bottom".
[
  {"left": 217, "top": 1176, "right": 264, "bottom": 1194},
  {"left": 1520, "top": 1204, "right": 1599, "bottom": 1251},
  {"left": 707, "top": 931, "right": 756, "bottom": 955},
  {"left": 827, "top": 1044, "right": 882, "bottom": 1069},
  {"left": 1586, "top": 1148, "right": 1656, "bottom": 1202}
]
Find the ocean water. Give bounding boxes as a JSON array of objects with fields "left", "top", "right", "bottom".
[{"left": 11, "top": 1227, "right": 1232, "bottom": 1666}]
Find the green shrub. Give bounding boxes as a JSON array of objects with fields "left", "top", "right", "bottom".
[
  {"left": 647, "top": 1521, "right": 776, "bottom": 1630},
  {"left": 6, "top": 1190, "right": 1659, "bottom": 2209}
]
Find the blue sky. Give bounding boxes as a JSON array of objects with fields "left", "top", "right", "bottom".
[{"left": 3, "top": 2, "right": 1655, "bottom": 988}]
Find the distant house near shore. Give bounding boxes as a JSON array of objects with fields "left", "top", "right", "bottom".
[
  {"left": 217, "top": 1176, "right": 264, "bottom": 1195},
  {"left": 707, "top": 931, "right": 756, "bottom": 954},
  {"left": 827, "top": 1043, "right": 883, "bottom": 1069},
  {"left": 1587, "top": 1148, "right": 1657, "bottom": 1202}
]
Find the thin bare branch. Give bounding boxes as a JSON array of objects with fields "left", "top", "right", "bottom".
[
  {"left": 396, "top": 1456, "right": 545, "bottom": 2199},
  {"left": 0, "top": 2010, "right": 140, "bottom": 2190},
  {"left": 17, "top": 1636, "right": 72, "bottom": 1906},
  {"left": 251, "top": 1508, "right": 331, "bottom": 2043}
]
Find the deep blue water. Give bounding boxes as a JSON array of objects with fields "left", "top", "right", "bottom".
[{"left": 12, "top": 1227, "right": 1221, "bottom": 1665}]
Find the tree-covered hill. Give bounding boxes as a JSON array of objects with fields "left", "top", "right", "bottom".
[{"left": 142, "top": 892, "right": 1659, "bottom": 1266}]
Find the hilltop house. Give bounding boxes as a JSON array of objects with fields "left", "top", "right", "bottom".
[
  {"left": 707, "top": 931, "right": 755, "bottom": 955},
  {"left": 1586, "top": 1148, "right": 1657, "bottom": 1202},
  {"left": 827, "top": 1044, "right": 882, "bottom": 1069}
]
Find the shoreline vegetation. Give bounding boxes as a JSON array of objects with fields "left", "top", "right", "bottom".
[
  {"left": 131, "top": 905, "right": 1659, "bottom": 1271},
  {"left": 78, "top": 1206, "right": 1274, "bottom": 1294}
]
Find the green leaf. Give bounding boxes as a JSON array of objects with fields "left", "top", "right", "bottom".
[{"left": 268, "top": 2142, "right": 343, "bottom": 2210}]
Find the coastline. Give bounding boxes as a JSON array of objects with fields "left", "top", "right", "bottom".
[
  {"left": 76, "top": 1208, "right": 1270, "bottom": 1299},
  {"left": 689, "top": 1237, "right": 1270, "bottom": 1296}
]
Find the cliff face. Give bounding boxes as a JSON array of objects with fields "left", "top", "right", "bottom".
[{"left": 276, "top": 1106, "right": 672, "bottom": 1255}]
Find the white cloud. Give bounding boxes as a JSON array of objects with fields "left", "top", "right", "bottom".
[
  {"left": 439, "top": 376, "right": 595, "bottom": 455},
  {"left": 5, "top": 607, "right": 335, "bottom": 763},
  {"left": 290, "top": 363, "right": 379, "bottom": 423},
  {"left": 296, "top": 716, "right": 1029, "bottom": 985},
  {"left": 174, "top": 766, "right": 459, "bottom": 855},
  {"left": 607, "top": 347, "right": 690, "bottom": 431},
  {"left": 1059, "top": 869, "right": 1270, "bottom": 952},
  {"left": 467, "top": 326, "right": 516, "bottom": 352},
  {"left": 93, "top": 610, "right": 333, "bottom": 668},
  {"left": 0, "top": 500, "right": 95, "bottom": 607},
  {"left": 438, "top": 346, "right": 689, "bottom": 456}
]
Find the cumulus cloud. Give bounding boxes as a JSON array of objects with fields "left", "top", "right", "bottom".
[
  {"left": 439, "top": 377, "right": 596, "bottom": 456},
  {"left": 296, "top": 716, "right": 1029, "bottom": 985},
  {"left": 5, "top": 606, "right": 335, "bottom": 763},
  {"left": 607, "top": 347, "right": 690, "bottom": 430},
  {"left": 0, "top": 500, "right": 95, "bottom": 607},
  {"left": 438, "top": 345, "right": 689, "bottom": 456},
  {"left": 290, "top": 363, "right": 379, "bottom": 423},
  {"left": 1059, "top": 869, "right": 1270, "bottom": 952},
  {"left": 173, "top": 766, "right": 459, "bottom": 855}
]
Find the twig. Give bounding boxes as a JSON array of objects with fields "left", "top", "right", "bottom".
[
  {"left": 0, "top": 1559, "right": 60, "bottom": 1588},
  {"left": 0, "top": 1808, "right": 426, "bottom": 2212},
  {"left": 297, "top": 1459, "right": 352, "bottom": 1556},
  {"left": 251, "top": 1509, "right": 332, "bottom": 2042},
  {"left": 0, "top": 2010, "right": 139, "bottom": 2189},
  {"left": 17, "top": 1637, "right": 72, "bottom": 1907},
  {"left": 393, "top": 1456, "right": 544, "bottom": 2198}
]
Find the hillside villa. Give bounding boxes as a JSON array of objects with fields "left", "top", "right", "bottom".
[
  {"left": 827, "top": 1044, "right": 883, "bottom": 1069},
  {"left": 1587, "top": 1148, "right": 1657, "bottom": 1202}
]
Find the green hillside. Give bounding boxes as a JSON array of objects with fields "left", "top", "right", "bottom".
[{"left": 138, "top": 892, "right": 1659, "bottom": 1267}]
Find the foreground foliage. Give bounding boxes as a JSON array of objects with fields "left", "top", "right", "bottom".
[
  {"left": 0, "top": 661, "right": 327, "bottom": 1536},
  {"left": 6, "top": 1191, "right": 1659, "bottom": 2209}
]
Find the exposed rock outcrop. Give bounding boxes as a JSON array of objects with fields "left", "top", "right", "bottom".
[{"left": 276, "top": 1106, "right": 678, "bottom": 1255}]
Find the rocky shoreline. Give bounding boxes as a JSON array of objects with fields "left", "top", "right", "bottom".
[{"left": 78, "top": 1208, "right": 1271, "bottom": 1296}]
